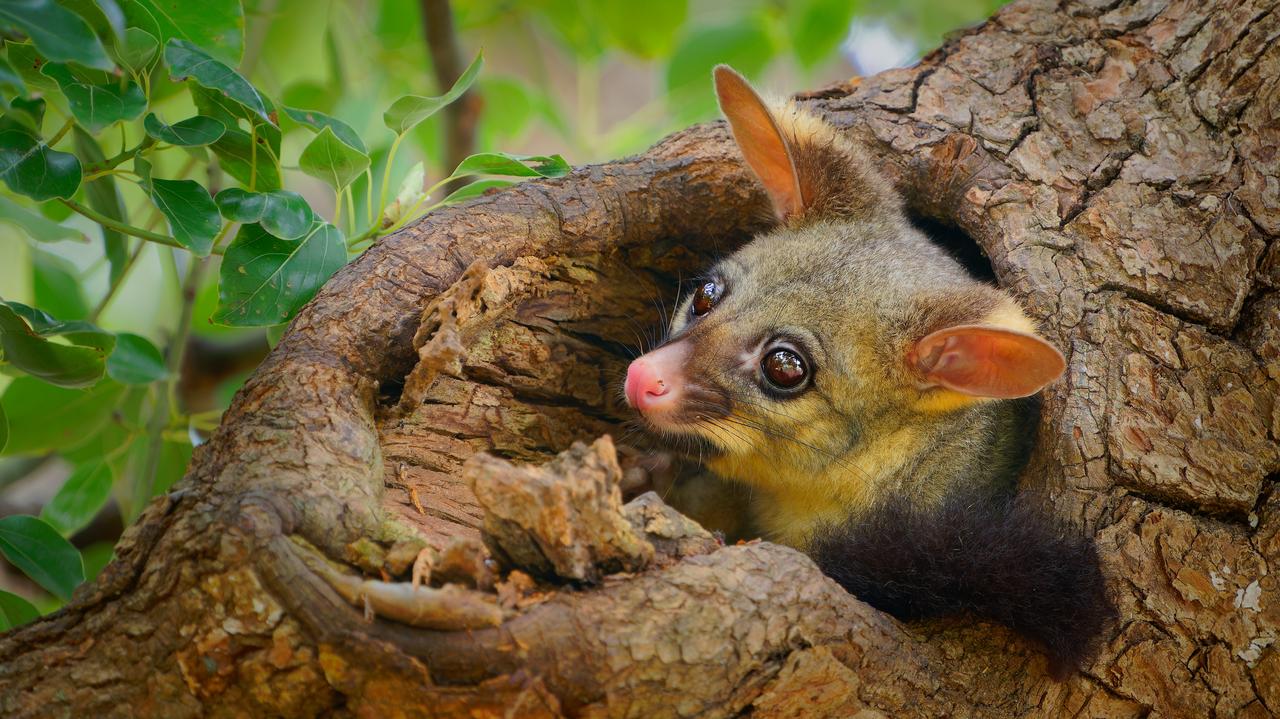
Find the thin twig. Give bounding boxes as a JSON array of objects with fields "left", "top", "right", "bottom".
[
  {"left": 47, "top": 117, "right": 75, "bottom": 146},
  {"left": 59, "top": 198, "right": 183, "bottom": 250},
  {"left": 84, "top": 137, "right": 156, "bottom": 174}
]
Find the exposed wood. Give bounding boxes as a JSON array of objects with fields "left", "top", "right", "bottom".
[{"left": 2, "top": 0, "right": 1278, "bottom": 716}]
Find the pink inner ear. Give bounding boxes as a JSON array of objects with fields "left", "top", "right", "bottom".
[
  {"left": 910, "top": 325, "right": 1066, "bottom": 399},
  {"left": 713, "top": 65, "right": 805, "bottom": 221}
]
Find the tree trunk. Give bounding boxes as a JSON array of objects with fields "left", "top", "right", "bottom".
[{"left": 3, "top": 0, "right": 1278, "bottom": 715}]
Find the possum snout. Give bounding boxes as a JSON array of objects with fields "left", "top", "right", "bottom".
[{"left": 625, "top": 342, "right": 689, "bottom": 416}]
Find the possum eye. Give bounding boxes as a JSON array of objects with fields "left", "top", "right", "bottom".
[
  {"left": 761, "top": 347, "right": 808, "bottom": 392},
  {"left": 691, "top": 281, "right": 721, "bottom": 316}
]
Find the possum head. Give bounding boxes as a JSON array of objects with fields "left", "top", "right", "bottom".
[{"left": 624, "top": 66, "right": 1065, "bottom": 510}]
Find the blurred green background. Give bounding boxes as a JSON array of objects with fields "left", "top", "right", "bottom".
[{"left": 0, "top": 0, "right": 1006, "bottom": 627}]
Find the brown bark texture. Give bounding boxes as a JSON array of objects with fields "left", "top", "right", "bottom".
[{"left": 3, "top": 0, "right": 1279, "bottom": 716}]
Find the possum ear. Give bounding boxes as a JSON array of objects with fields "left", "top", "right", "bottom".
[
  {"left": 714, "top": 65, "right": 805, "bottom": 222},
  {"left": 909, "top": 325, "right": 1065, "bottom": 399}
]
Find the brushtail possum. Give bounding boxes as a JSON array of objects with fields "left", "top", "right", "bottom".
[{"left": 623, "top": 66, "right": 1114, "bottom": 679}]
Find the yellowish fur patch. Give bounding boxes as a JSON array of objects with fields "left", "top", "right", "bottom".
[
  {"left": 774, "top": 103, "right": 844, "bottom": 149},
  {"left": 704, "top": 418, "right": 923, "bottom": 548},
  {"left": 986, "top": 300, "right": 1037, "bottom": 334},
  {"left": 913, "top": 389, "right": 983, "bottom": 414}
]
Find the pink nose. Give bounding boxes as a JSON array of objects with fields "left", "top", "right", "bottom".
[{"left": 624, "top": 343, "right": 688, "bottom": 414}]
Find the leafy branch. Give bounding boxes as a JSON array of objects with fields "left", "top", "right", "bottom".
[
  {"left": 58, "top": 198, "right": 200, "bottom": 253},
  {"left": 0, "top": 0, "right": 572, "bottom": 631}
]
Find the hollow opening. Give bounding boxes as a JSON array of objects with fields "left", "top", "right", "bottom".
[
  {"left": 378, "top": 374, "right": 407, "bottom": 406},
  {"left": 908, "top": 214, "right": 997, "bottom": 284}
]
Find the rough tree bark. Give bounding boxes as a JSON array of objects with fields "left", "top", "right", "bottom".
[{"left": 2, "top": 0, "right": 1278, "bottom": 715}]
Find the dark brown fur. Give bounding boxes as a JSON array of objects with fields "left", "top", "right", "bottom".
[{"left": 809, "top": 487, "right": 1117, "bottom": 680}]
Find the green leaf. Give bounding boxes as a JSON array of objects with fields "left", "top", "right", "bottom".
[
  {"left": 597, "top": 0, "right": 687, "bottom": 59},
  {"left": 0, "top": 302, "right": 110, "bottom": 388},
  {"left": 148, "top": 178, "right": 220, "bottom": 255},
  {"left": 164, "top": 39, "right": 269, "bottom": 123},
  {"left": 143, "top": 113, "right": 224, "bottom": 146},
  {"left": 115, "top": 27, "right": 159, "bottom": 76},
  {"left": 207, "top": 126, "right": 281, "bottom": 192},
  {"left": 0, "top": 589, "right": 38, "bottom": 631},
  {"left": 58, "top": 0, "right": 123, "bottom": 43},
  {"left": 0, "top": 377, "right": 124, "bottom": 455},
  {"left": 0, "top": 56, "right": 26, "bottom": 97},
  {"left": 132, "top": 154, "right": 151, "bottom": 184},
  {"left": 9, "top": 302, "right": 67, "bottom": 331},
  {"left": 211, "top": 187, "right": 265, "bottom": 222},
  {"left": 450, "top": 152, "right": 571, "bottom": 179},
  {"left": 383, "top": 52, "right": 482, "bottom": 135},
  {"left": 123, "top": 0, "right": 244, "bottom": 66},
  {"left": 94, "top": 0, "right": 126, "bottom": 41},
  {"left": 394, "top": 162, "right": 425, "bottom": 205},
  {"left": 0, "top": 117, "right": 82, "bottom": 201},
  {"left": 298, "top": 127, "right": 369, "bottom": 191},
  {"left": 33, "top": 251, "right": 88, "bottom": 320},
  {"left": 41, "top": 461, "right": 113, "bottom": 536},
  {"left": 106, "top": 332, "right": 165, "bottom": 384},
  {"left": 214, "top": 188, "right": 313, "bottom": 240},
  {"left": 0, "top": 515, "right": 84, "bottom": 601},
  {"left": 6, "top": 302, "right": 90, "bottom": 335},
  {"left": 3, "top": 41, "right": 58, "bottom": 96},
  {"left": 0, "top": 195, "right": 83, "bottom": 243},
  {"left": 6, "top": 96, "right": 46, "bottom": 132},
  {"left": 0, "top": 0, "right": 113, "bottom": 71},
  {"left": 109, "top": 433, "right": 191, "bottom": 514},
  {"left": 40, "top": 63, "right": 146, "bottom": 133},
  {"left": 190, "top": 86, "right": 279, "bottom": 151},
  {"left": 72, "top": 128, "right": 128, "bottom": 285},
  {"left": 190, "top": 273, "right": 234, "bottom": 339},
  {"left": 283, "top": 106, "right": 366, "bottom": 153},
  {"left": 265, "top": 323, "right": 286, "bottom": 348},
  {"left": 214, "top": 220, "right": 347, "bottom": 327},
  {"left": 0, "top": 402, "right": 7, "bottom": 455},
  {"left": 190, "top": 88, "right": 282, "bottom": 188},
  {"left": 6, "top": 310, "right": 113, "bottom": 368},
  {"left": 79, "top": 541, "right": 114, "bottom": 582},
  {"left": 382, "top": 161, "right": 425, "bottom": 226},
  {"left": 150, "top": 437, "right": 191, "bottom": 495},
  {"left": 60, "top": 384, "right": 142, "bottom": 479},
  {"left": 440, "top": 179, "right": 514, "bottom": 205},
  {"left": 666, "top": 21, "right": 775, "bottom": 122},
  {"left": 786, "top": 0, "right": 859, "bottom": 69},
  {"left": 191, "top": 84, "right": 282, "bottom": 185}
]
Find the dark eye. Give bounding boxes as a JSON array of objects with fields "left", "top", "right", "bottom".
[
  {"left": 691, "top": 281, "right": 721, "bottom": 316},
  {"left": 761, "top": 348, "right": 808, "bottom": 391}
]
